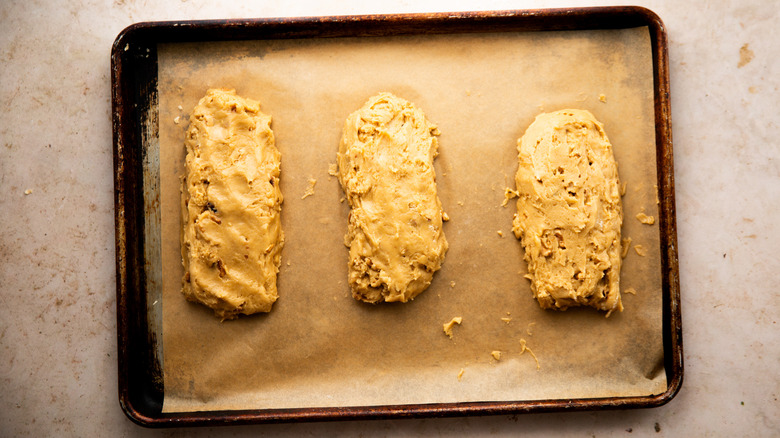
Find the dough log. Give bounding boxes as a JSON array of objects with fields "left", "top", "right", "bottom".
[
  {"left": 337, "top": 93, "right": 448, "bottom": 303},
  {"left": 512, "top": 109, "right": 623, "bottom": 315},
  {"left": 181, "top": 89, "right": 284, "bottom": 319}
]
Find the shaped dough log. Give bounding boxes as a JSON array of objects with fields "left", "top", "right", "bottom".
[
  {"left": 181, "top": 89, "right": 283, "bottom": 319},
  {"left": 512, "top": 109, "right": 623, "bottom": 315},
  {"left": 337, "top": 93, "right": 448, "bottom": 303}
]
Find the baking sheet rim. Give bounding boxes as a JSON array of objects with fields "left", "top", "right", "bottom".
[{"left": 112, "top": 6, "right": 682, "bottom": 426}]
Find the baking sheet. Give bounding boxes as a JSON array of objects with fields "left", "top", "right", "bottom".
[{"left": 157, "top": 26, "right": 665, "bottom": 413}]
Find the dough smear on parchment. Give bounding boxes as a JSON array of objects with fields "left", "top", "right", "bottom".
[
  {"left": 180, "top": 89, "right": 284, "bottom": 319},
  {"left": 337, "top": 92, "right": 448, "bottom": 303},
  {"left": 512, "top": 109, "right": 623, "bottom": 316}
]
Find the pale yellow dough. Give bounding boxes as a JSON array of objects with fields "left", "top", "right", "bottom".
[
  {"left": 337, "top": 93, "right": 448, "bottom": 303},
  {"left": 442, "top": 317, "right": 463, "bottom": 339},
  {"left": 181, "top": 89, "right": 284, "bottom": 319},
  {"left": 512, "top": 109, "right": 623, "bottom": 315}
]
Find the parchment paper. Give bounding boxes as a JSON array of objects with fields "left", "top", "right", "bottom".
[{"left": 157, "top": 26, "right": 665, "bottom": 412}]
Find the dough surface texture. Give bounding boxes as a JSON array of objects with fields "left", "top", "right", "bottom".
[
  {"left": 181, "top": 89, "right": 284, "bottom": 319},
  {"left": 512, "top": 109, "right": 623, "bottom": 315},
  {"left": 337, "top": 92, "right": 448, "bottom": 303}
]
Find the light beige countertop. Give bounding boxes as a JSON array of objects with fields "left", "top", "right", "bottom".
[{"left": 1, "top": 0, "right": 778, "bottom": 436}]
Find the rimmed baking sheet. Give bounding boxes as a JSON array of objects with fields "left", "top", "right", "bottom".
[{"left": 112, "top": 7, "right": 682, "bottom": 426}]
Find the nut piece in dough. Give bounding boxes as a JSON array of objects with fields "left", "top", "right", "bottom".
[
  {"left": 337, "top": 93, "right": 448, "bottom": 303},
  {"left": 181, "top": 89, "right": 284, "bottom": 319},
  {"left": 512, "top": 109, "right": 623, "bottom": 315}
]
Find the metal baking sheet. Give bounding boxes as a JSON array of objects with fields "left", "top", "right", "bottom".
[{"left": 112, "top": 6, "right": 682, "bottom": 427}]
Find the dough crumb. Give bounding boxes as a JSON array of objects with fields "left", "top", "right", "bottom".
[
  {"left": 457, "top": 368, "right": 465, "bottom": 381},
  {"left": 450, "top": 281, "right": 456, "bottom": 288},
  {"left": 173, "top": 116, "right": 180, "bottom": 124},
  {"left": 301, "top": 178, "right": 317, "bottom": 199},
  {"left": 497, "top": 230, "right": 504, "bottom": 237},
  {"left": 599, "top": 93, "right": 607, "bottom": 103},
  {"left": 501, "top": 317, "right": 512, "bottom": 324},
  {"left": 24, "top": 189, "right": 33, "bottom": 195},
  {"left": 502, "top": 187, "right": 519, "bottom": 207},
  {"left": 442, "top": 211, "right": 450, "bottom": 222},
  {"left": 519, "top": 339, "right": 540, "bottom": 370},
  {"left": 491, "top": 350, "right": 502, "bottom": 361},
  {"left": 457, "top": 200, "right": 464, "bottom": 206},
  {"left": 624, "top": 287, "right": 637, "bottom": 295},
  {"left": 636, "top": 212, "right": 655, "bottom": 225},
  {"left": 526, "top": 322, "right": 536, "bottom": 336},
  {"left": 738, "top": 43, "right": 754, "bottom": 68},
  {"left": 621, "top": 237, "right": 633, "bottom": 258},
  {"left": 328, "top": 163, "right": 339, "bottom": 177},
  {"left": 634, "top": 244, "right": 648, "bottom": 257},
  {"left": 177, "top": 105, "right": 183, "bottom": 111},
  {"left": 443, "top": 316, "right": 463, "bottom": 339},
  {"left": 620, "top": 182, "right": 627, "bottom": 196}
]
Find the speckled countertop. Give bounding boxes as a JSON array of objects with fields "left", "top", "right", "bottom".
[{"left": 1, "top": 0, "right": 778, "bottom": 436}]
